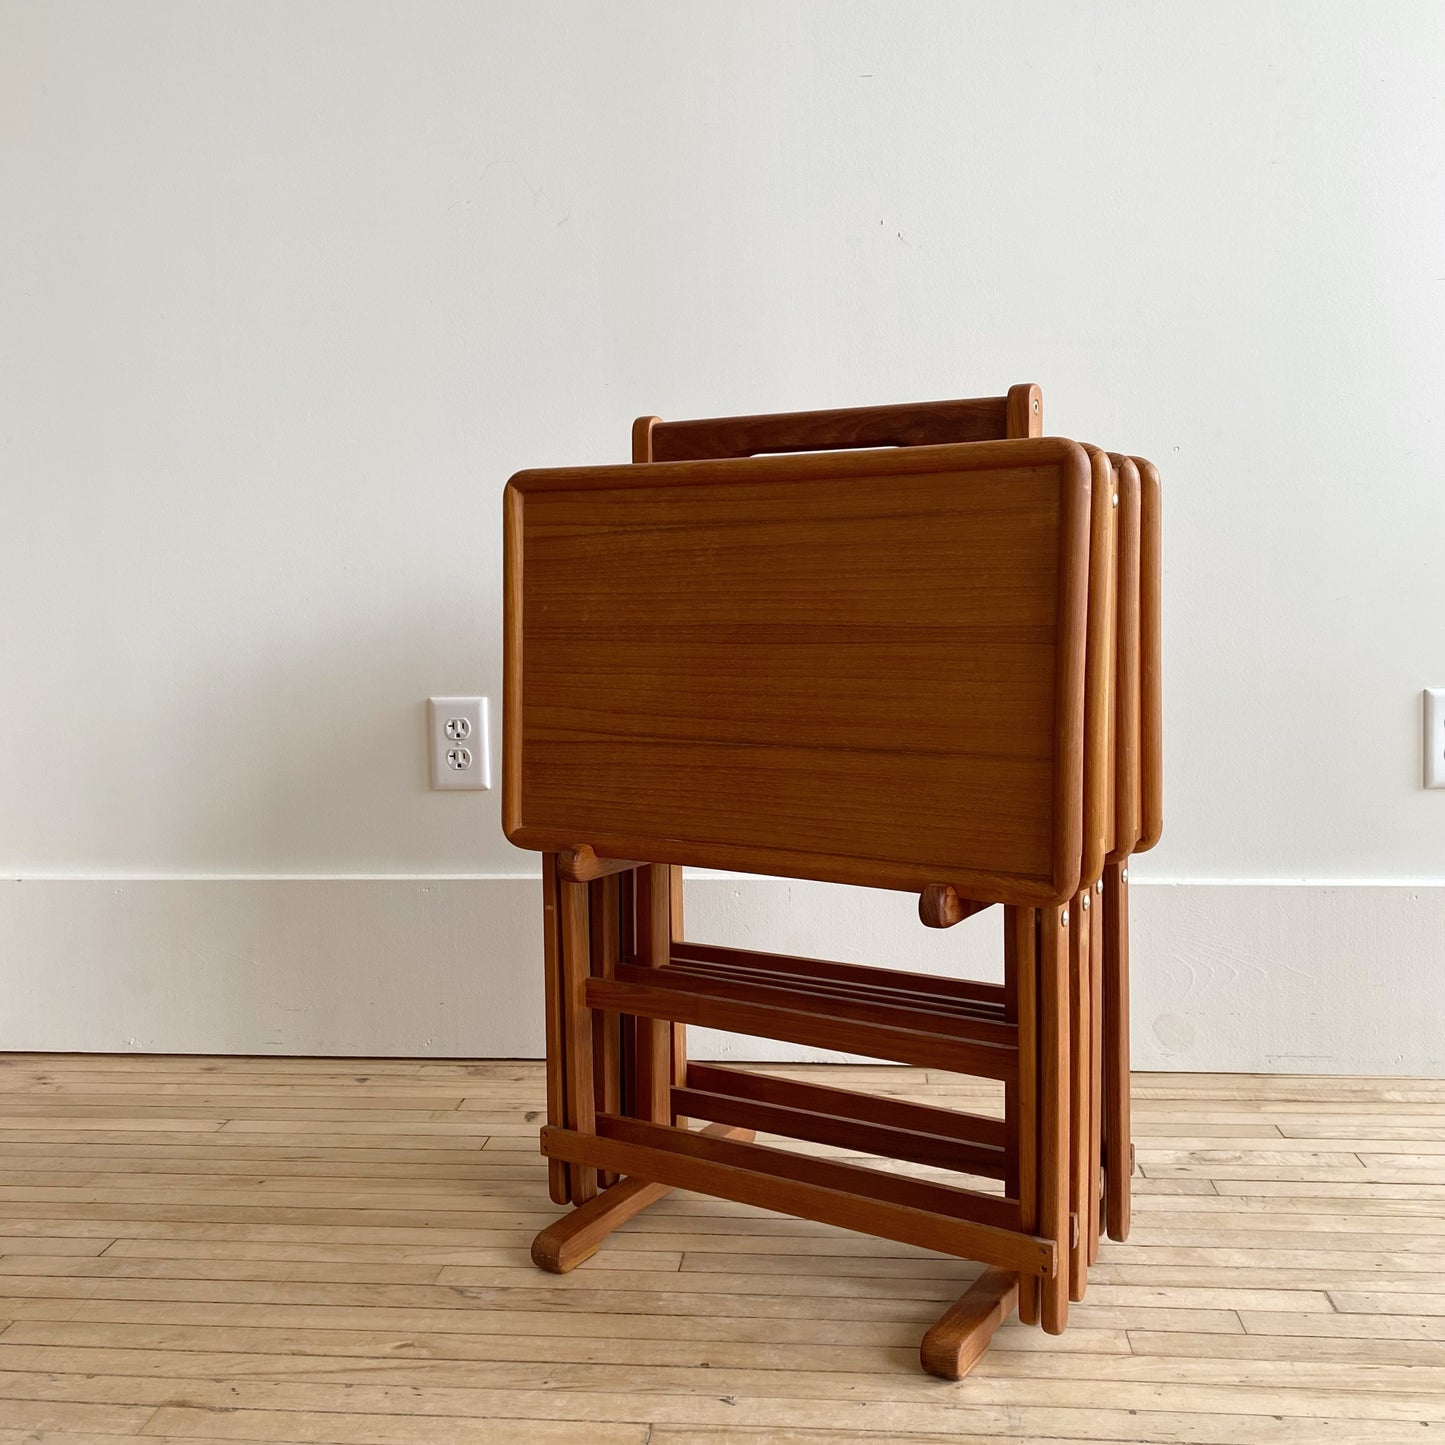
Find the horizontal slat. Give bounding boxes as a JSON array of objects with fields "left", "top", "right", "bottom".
[
  {"left": 657, "top": 960, "right": 1014, "bottom": 1045},
  {"left": 667, "top": 955, "right": 1007, "bottom": 1027},
  {"left": 595, "top": 1114, "right": 1016, "bottom": 1228},
  {"left": 670, "top": 941, "right": 1006, "bottom": 1013},
  {"left": 672, "top": 1087, "right": 1007, "bottom": 1179},
  {"left": 587, "top": 970, "right": 1018, "bottom": 1081},
  {"left": 686, "top": 1064, "right": 1007, "bottom": 1149},
  {"left": 541, "top": 1115, "right": 1049, "bottom": 1276},
  {"left": 649, "top": 396, "right": 1011, "bottom": 462}
]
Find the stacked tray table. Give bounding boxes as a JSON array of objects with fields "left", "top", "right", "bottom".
[{"left": 502, "top": 385, "right": 1161, "bottom": 1378}]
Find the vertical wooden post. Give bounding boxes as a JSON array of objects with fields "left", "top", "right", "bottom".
[
  {"left": 632, "top": 863, "right": 673, "bottom": 1125},
  {"left": 1002, "top": 375, "right": 1041, "bottom": 1326},
  {"left": 1104, "top": 858, "right": 1132, "bottom": 1241},
  {"left": 1009, "top": 904, "right": 1040, "bottom": 1327},
  {"left": 1138, "top": 461, "right": 1163, "bottom": 852},
  {"left": 669, "top": 864, "right": 688, "bottom": 1121},
  {"left": 1088, "top": 875, "right": 1105, "bottom": 1262},
  {"left": 1039, "top": 901, "right": 1072, "bottom": 1334},
  {"left": 618, "top": 868, "right": 637, "bottom": 1121},
  {"left": 541, "top": 854, "right": 570, "bottom": 1205},
  {"left": 1002, "top": 911, "right": 1020, "bottom": 1204},
  {"left": 628, "top": 415, "right": 685, "bottom": 1128},
  {"left": 559, "top": 878, "right": 597, "bottom": 1203},
  {"left": 591, "top": 875, "right": 622, "bottom": 1187},
  {"left": 1006, "top": 382, "right": 1043, "bottom": 439},
  {"left": 1068, "top": 886, "right": 1091, "bottom": 1302}
]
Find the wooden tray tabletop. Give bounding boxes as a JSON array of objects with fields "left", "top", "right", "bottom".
[{"left": 504, "top": 437, "right": 1094, "bottom": 906}]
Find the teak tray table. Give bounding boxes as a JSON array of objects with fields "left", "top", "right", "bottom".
[
  {"left": 550, "top": 390, "right": 1161, "bottom": 1267},
  {"left": 503, "top": 433, "right": 1135, "bottom": 1375}
]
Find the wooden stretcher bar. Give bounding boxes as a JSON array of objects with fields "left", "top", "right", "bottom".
[
  {"left": 672, "top": 1084, "right": 1007, "bottom": 1178},
  {"left": 646, "top": 386, "right": 1039, "bottom": 462},
  {"left": 670, "top": 940, "right": 1006, "bottom": 1012},
  {"left": 587, "top": 967, "right": 1019, "bottom": 1080},
  {"left": 684, "top": 1062, "right": 1007, "bottom": 1148},
  {"left": 541, "top": 1114, "right": 1053, "bottom": 1276}
]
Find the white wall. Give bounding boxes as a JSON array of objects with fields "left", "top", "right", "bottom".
[{"left": 3, "top": 1, "right": 1443, "bottom": 1067}]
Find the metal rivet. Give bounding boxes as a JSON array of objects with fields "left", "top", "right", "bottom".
[
  {"left": 1112, "top": 493, "right": 1119, "bottom": 507},
  {"left": 1095, "top": 879, "right": 1103, "bottom": 895},
  {"left": 1060, "top": 910, "right": 1069, "bottom": 926},
  {"left": 1121, "top": 868, "right": 1129, "bottom": 883},
  {"left": 1081, "top": 893, "right": 1090, "bottom": 911},
  {"left": 1032, "top": 397, "right": 1040, "bottom": 413}
]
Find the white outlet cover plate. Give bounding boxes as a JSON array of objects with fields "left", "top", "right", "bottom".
[
  {"left": 1426, "top": 689, "right": 1445, "bottom": 789},
  {"left": 428, "top": 697, "right": 490, "bottom": 791}
]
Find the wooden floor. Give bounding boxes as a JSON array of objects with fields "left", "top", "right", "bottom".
[{"left": 0, "top": 1059, "right": 1442, "bottom": 1444}]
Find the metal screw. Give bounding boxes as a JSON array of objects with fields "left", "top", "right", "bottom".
[
  {"left": 1032, "top": 397, "right": 1040, "bottom": 413},
  {"left": 1081, "top": 893, "right": 1090, "bottom": 911},
  {"left": 1095, "top": 879, "right": 1103, "bottom": 895},
  {"left": 1121, "top": 868, "right": 1129, "bottom": 882},
  {"left": 1060, "top": 910, "right": 1069, "bottom": 926}
]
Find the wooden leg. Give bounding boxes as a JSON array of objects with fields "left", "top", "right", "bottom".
[
  {"left": 1103, "top": 858, "right": 1132, "bottom": 1242},
  {"left": 540, "top": 854, "right": 570, "bottom": 1206},
  {"left": 1088, "top": 874, "right": 1105, "bottom": 1264},
  {"left": 1002, "top": 934, "right": 1020, "bottom": 1204},
  {"left": 1007, "top": 905, "right": 1039, "bottom": 1328},
  {"left": 560, "top": 879, "right": 597, "bottom": 1204},
  {"left": 619, "top": 870, "right": 637, "bottom": 1120},
  {"left": 633, "top": 864, "right": 673, "bottom": 1125},
  {"left": 669, "top": 864, "right": 688, "bottom": 1124},
  {"left": 532, "top": 1121, "right": 754, "bottom": 1274},
  {"left": 920, "top": 1268, "right": 1020, "bottom": 1380},
  {"left": 591, "top": 876, "right": 622, "bottom": 1189},
  {"left": 1039, "top": 902, "right": 1071, "bottom": 1335},
  {"left": 532, "top": 1173, "right": 672, "bottom": 1274},
  {"left": 1068, "top": 887, "right": 1090, "bottom": 1303}
]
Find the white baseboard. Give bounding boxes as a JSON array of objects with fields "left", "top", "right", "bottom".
[{"left": 2, "top": 877, "right": 1440, "bottom": 1072}]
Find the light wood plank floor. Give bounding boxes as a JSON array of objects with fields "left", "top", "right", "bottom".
[{"left": 0, "top": 1056, "right": 1442, "bottom": 1443}]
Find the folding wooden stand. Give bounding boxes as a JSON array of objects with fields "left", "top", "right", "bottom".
[{"left": 504, "top": 396, "right": 1162, "bottom": 1380}]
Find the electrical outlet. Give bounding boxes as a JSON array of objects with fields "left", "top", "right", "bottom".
[
  {"left": 1426, "top": 689, "right": 1445, "bottom": 789},
  {"left": 428, "top": 697, "right": 490, "bottom": 790}
]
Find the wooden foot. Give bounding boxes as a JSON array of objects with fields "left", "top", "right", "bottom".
[
  {"left": 532, "top": 1121, "right": 755, "bottom": 1274},
  {"left": 531, "top": 1171, "right": 672, "bottom": 1274},
  {"left": 920, "top": 1268, "right": 1019, "bottom": 1380}
]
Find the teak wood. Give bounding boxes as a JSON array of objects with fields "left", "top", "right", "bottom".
[
  {"left": 1136, "top": 456, "right": 1164, "bottom": 854},
  {"left": 531, "top": 1120, "right": 754, "bottom": 1274},
  {"left": 646, "top": 385, "right": 1040, "bottom": 462},
  {"left": 541, "top": 1116, "right": 1054, "bottom": 1276},
  {"left": 509, "top": 386, "right": 1162, "bottom": 1381},
  {"left": 920, "top": 1267, "right": 1021, "bottom": 1379},
  {"left": 504, "top": 438, "right": 1094, "bottom": 906}
]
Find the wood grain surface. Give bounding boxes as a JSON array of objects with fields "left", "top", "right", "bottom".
[
  {"left": 648, "top": 394, "right": 1015, "bottom": 462},
  {"left": 504, "top": 438, "right": 1093, "bottom": 904}
]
